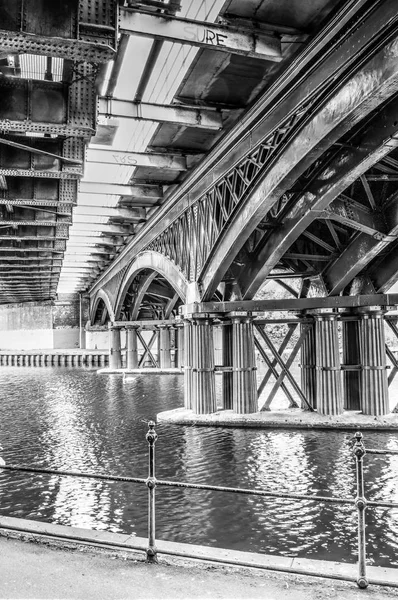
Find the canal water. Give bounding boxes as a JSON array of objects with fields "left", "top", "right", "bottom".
[{"left": 1, "top": 366, "right": 398, "bottom": 568}]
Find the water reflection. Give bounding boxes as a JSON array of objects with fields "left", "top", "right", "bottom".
[{"left": 0, "top": 367, "right": 398, "bottom": 566}]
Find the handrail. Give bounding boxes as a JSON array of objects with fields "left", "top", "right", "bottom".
[{"left": 0, "top": 426, "right": 396, "bottom": 589}]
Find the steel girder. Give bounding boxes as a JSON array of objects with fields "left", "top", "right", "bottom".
[
  {"left": 90, "top": 0, "right": 398, "bottom": 303},
  {"left": 148, "top": 31, "right": 398, "bottom": 299},
  {"left": 0, "top": 0, "right": 116, "bottom": 62},
  {"left": 235, "top": 94, "right": 398, "bottom": 297}
]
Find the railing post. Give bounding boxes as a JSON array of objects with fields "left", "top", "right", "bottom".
[
  {"left": 353, "top": 431, "right": 368, "bottom": 589},
  {"left": 146, "top": 420, "right": 158, "bottom": 563}
]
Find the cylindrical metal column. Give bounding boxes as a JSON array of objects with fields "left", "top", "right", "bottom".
[
  {"left": 359, "top": 310, "right": 389, "bottom": 415},
  {"left": 342, "top": 311, "right": 361, "bottom": 410},
  {"left": 159, "top": 325, "right": 171, "bottom": 368},
  {"left": 314, "top": 312, "right": 343, "bottom": 416},
  {"left": 176, "top": 323, "right": 184, "bottom": 369},
  {"left": 183, "top": 319, "right": 193, "bottom": 409},
  {"left": 126, "top": 325, "right": 139, "bottom": 369},
  {"left": 222, "top": 320, "right": 233, "bottom": 410},
  {"left": 300, "top": 316, "right": 316, "bottom": 411},
  {"left": 169, "top": 325, "right": 176, "bottom": 368},
  {"left": 109, "top": 325, "right": 122, "bottom": 369},
  {"left": 231, "top": 312, "right": 257, "bottom": 414},
  {"left": 191, "top": 315, "right": 216, "bottom": 414}
]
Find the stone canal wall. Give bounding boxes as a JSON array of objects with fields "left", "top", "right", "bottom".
[{"left": 0, "top": 295, "right": 89, "bottom": 350}]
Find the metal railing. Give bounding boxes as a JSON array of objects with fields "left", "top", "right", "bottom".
[{"left": 1, "top": 425, "right": 398, "bottom": 589}]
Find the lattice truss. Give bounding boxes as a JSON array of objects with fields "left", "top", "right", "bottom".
[
  {"left": 146, "top": 104, "right": 311, "bottom": 283},
  {"left": 148, "top": 86, "right": 398, "bottom": 298}
]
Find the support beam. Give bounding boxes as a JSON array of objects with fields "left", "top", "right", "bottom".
[
  {"left": 98, "top": 97, "right": 223, "bottom": 130},
  {"left": 314, "top": 313, "right": 343, "bottom": 415},
  {"left": 79, "top": 182, "right": 163, "bottom": 200},
  {"left": 73, "top": 207, "right": 146, "bottom": 221},
  {"left": 71, "top": 223, "right": 132, "bottom": 235},
  {"left": 0, "top": 235, "right": 68, "bottom": 241},
  {"left": 180, "top": 294, "right": 398, "bottom": 315},
  {"left": 0, "top": 200, "right": 73, "bottom": 211},
  {"left": 119, "top": 9, "right": 282, "bottom": 61},
  {"left": 86, "top": 149, "right": 188, "bottom": 170},
  {"left": 236, "top": 92, "right": 398, "bottom": 298},
  {"left": 317, "top": 197, "right": 386, "bottom": 238},
  {"left": 360, "top": 310, "right": 389, "bottom": 415}
]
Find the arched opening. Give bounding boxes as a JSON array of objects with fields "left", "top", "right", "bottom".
[
  {"left": 118, "top": 268, "right": 183, "bottom": 321},
  {"left": 114, "top": 251, "right": 189, "bottom": 321},
  {"left": 92, "top": 298, "right": 110, "bottom": 326}
]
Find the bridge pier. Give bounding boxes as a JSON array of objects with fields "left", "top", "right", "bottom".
[
  {"left": 360, "top": 310, "right": 389, "bottom": 415},
  {"left": 190, "top": 316, "right": 216, "bottom": 414},
  {"left": 109, "top": 325, "right": 122, "bottom": 370}
]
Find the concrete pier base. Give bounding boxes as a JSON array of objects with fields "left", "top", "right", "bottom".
[{"left": 157, "top": 407, "right": 398, "bottom": 431}]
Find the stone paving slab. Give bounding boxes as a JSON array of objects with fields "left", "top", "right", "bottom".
[
  {"left": 157, "top": 407, "right": 398, "bottom": 430},
  {"left": 3, "top": 535, "right": 398, "bottom": 600},
  {"left": 1, "top": 516, "right": 398, "bottom": 589}
]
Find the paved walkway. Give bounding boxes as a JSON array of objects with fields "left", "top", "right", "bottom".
[{"left": 2, "top": 535, "right": 398, "bottom": 600}]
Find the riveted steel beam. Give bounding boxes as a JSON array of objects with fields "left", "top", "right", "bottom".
[
  {"left": 203, "top": 35, "right": 398, "bottom": 299},
  {"left": 0, "top": 220, "right": 69, "bottom": 227},
  {"left": 98, "top": 98, "right": 223, "bottom": 130},
  {"left": 0, "top": 246, "right": 63, "bottom": 253},
  {"left": 0, "top": 168, "right": 81, "bottom": 179},
  {"left": 119, "top": 9, "right": 282, "bottom": 61},
  {"left": 0, "top": 273, "right": 58, "bottom": 279},
  {"left": 0, "top": 78, "right": 95, "bottom": 137},
  {"left": 0, "top": 21, "right": 115, "bottom": 63},
  {"left": 180, "top": 294, "right": 398, "bottom": 316},
  {"left": 0, "top": 234, "right": 68, "bottom": 241},
  {"left": 0, "top": 267, "right": 61, "bottom": 274},
  {"left": 86, "top": 148, "right": 188, "bottom": 170},
  {"left": 0, "top": 258, "right": 62, "bottom": 265},
  {"left": 234, "top": 88, "right": 398, "bottom": 298},
  {"left": 317, "top": 197, "right": 386, "bottom": 237},
  {"left": 90, "top": 0, "right": 398, "bottom": 299}
]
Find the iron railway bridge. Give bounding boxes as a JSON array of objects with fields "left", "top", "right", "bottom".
[{"left": 1, "top": 0, "right": 398, "bottom": 416}]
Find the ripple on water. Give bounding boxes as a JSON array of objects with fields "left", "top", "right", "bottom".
[{"left": 0, "top": 367, "right": 398, "bottom": 565}]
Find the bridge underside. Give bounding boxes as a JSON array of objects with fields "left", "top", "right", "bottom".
[{"left": 2, "top": 1, "right": 398, "bottom": 419}]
